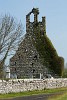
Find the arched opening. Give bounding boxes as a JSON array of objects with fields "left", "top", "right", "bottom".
[{"left": 30, "top": 13, "right": 34, "bottom": 22}]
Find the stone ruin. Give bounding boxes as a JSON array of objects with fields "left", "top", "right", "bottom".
[
  {"left": 26, "top": 8, "right": 46, "bottom": 35},
  {"left": 10, "top": 8, "right": 64, "bottom": 79},
  {"left": 10, "top": 8, "right": 50, "bottom": 78}
]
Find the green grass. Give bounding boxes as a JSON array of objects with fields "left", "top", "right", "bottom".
[
  {"left": 0, "top": 88, "right": 67, "bottom": 99},
  {"left": 48, "top": 92, "right": 67, "bottom": 100}
]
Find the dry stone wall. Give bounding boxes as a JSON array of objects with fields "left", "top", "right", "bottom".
[{"left": 0, "top": 79, "right": 67, "bottom": 94}]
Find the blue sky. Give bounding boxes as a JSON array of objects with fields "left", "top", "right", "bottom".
[{"left": 0, "top": 0, "right": 67, "bottom": 64}]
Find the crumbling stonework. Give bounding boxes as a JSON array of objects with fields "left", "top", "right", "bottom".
[
  {"left": 26, "top": 8, "right": 46, "bottom": 35},
  {"left": 10, "top": 8, "right": 49, "bottom": 78},
  {"left": 10, "top": 29, "right": 49, "bottom": 78},
  {"left": 10, "top": 8, "right": 64, "bottom": 78}
]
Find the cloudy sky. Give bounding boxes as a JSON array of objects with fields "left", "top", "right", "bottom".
[{"left": 0, "top": 0, "right": 67, "bottom": 64}]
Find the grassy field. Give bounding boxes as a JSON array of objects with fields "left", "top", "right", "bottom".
[{"left": 0, "top": 88, "right": 67, "bottom": 99}]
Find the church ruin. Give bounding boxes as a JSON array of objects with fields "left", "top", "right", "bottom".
[{"left": 10, "top": 8, "right": 64, "bottom": 78}]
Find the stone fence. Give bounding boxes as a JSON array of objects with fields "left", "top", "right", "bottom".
[{"left": 0, "top": 78, "right": 67, "bottom": 94}]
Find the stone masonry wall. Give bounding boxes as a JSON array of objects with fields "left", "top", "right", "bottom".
[
  {"left": 10, "top": 8, "right": 64, "bottom": 78},
  {"left": 0, "top": 79, "right": 67, "bottom": 94},
  {"left": 10, "top": 8, "right": 47, "bottom": 78}
]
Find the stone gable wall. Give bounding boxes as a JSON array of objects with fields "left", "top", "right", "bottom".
[
  {"left": 10, "top": 8, "right": 64, "bottom": 78},
  {"left": 10, "top": 8, "right": 49, "bottom": 78},
  {"left": 0, "top": 79, "right": 67, "bottom": 94}
]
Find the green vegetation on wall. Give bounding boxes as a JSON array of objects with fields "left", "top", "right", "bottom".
[
  {"left": 63, "top": 68, "right": 67, "bottom": 78},
  {"left": 32, "top": 23, "right": 64, "bottom": 77}
]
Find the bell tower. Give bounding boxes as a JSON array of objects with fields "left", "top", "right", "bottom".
[{"left": 26, "top": 8, "right": 46, "bottom": 35}]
